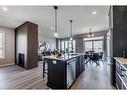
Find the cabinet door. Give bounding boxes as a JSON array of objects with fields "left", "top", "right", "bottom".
[
  {"left": 80, "top": 55, "right": 85, "bottom": 73},
  {"left": 48, "top": 60, "right": 66, "bottom": 89},
  {"left": 116, "top": 72, "right": 122, "bottom": 89},
  {"left": 67, "top": 59, "right": 76, "bottom": 88},
  {"left": 76, "top": 57, "right": 80, "bottom": 78}
]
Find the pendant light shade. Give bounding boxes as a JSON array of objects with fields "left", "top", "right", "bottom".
[
  {"left": 70, "top": 20, "right": 73, "bottom": 40},
  {"left": 87, "top": 28, "right": 94, "bottom": 37},
  {"left": 70, "top": 37, "right": 73, "bottom": 41},
  {"left": 54, "top": 6, "right": 58, "bottom": 37},
  {"left": 54, "top": 32, "right": 58, "bottom": 37}
]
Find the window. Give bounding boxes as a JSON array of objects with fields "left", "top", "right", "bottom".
[
  {"left": 61, "top": 41, "right": 65, "bottom": 50},
  {"left": 84, "top": 41, "right": 92, "bottom": 52},
  {"left": 59, "top": 39, "right": 76, "bottom": 53},
  {"left": 84, "top": 36, "right": 104, "bottom": 52},
  {"left": 0, "top": 32, "right": 5, "bottom": 58},
  {"left": 93, "top": 41, "right": 103, "bottom": 52},
  {"left": 73, "top": 40, "right": 76, "bottom": 52},
  {"left": 65, "top": 41, "right": 68, "bottom": 50},
  {"left": 68, "top": 40, "right": 72, "bottom": 52},
  {"left": 58, "top": 39, "right": 61, "bottom": 50}
]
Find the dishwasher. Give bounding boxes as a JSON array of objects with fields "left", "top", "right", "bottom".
[{"left": 66, "top": 58, "right": 76, "bottom": 88}]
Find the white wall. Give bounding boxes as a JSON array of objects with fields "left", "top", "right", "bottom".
[
  {"left": 38, "top": 35, "right": 56, "bottom": 50},
  {"left": 0, "top": 26, "right": 15, "bottom": 66}
]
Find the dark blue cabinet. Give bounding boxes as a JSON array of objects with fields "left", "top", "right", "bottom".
[{"left": 47, "top": 54, "right": 85, "bottom": 89}]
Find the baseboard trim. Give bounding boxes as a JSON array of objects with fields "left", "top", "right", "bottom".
[{"left": 0, "top": 63, "right": 15, "bottom": 68}]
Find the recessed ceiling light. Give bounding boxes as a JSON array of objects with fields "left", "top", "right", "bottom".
[
  {"left": 92, "top": 11, "right": 96, "bottom": 15},
  {"left": 1, "top": 7, "right": 8, "bottom": 12}
]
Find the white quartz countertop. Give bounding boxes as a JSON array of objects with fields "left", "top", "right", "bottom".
[
  {"left": 43, "top": 53, "right": 84, "bottom": 61},
  {"left": 114, "top": 57, "right": 127, "bottom": 65}
]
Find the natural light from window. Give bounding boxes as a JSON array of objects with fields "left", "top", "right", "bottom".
[
  {"left": 0, "top": 32, "right": 5, "bottom": 58},
  {"left": 84, "top": 36, "right": 104, "bottom": 52}
]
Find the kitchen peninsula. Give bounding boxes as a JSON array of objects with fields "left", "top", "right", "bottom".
[{"left": 44, "top": 53, "right": 85, "bottom": 89}]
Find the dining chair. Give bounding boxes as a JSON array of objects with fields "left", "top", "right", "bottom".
[
  {"left": 91, "top": 53, "right": 100, "bottom": 65},
  {"left": 99, "top": 52, "right": 103, "bottom": 61}
]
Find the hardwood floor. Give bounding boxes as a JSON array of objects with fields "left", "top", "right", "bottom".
[
  {"left": 0, "top": 61, "right": 115, "bottom": 89},
  {"left": 72, "top": 61, "right": 115, "bottom": 89},
  {"left": 0, "top": 63, "right": 48, "bottom": 89}
]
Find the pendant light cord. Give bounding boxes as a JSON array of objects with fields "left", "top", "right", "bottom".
[
  {"left": 54, "top": 6, "right": 58, "bottom": 33},
  {"left": 90, "top": 28, "right": 91, "bottom": 36},
  {"left": 70, "top": 20, "right": 72, "bottom": 38}
]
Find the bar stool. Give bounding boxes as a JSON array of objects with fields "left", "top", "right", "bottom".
[{"left": 43, "top": 59, "right": 48, "bottom": 78}]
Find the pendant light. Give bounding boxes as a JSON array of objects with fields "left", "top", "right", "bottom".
[
  {"left": 70, "top": 20, "right": 73, "bottom": 40},
  {"left": 87, "top": 28, "right": 94, "bottom": 37},
  {"left": 54, "top": 6, "right": 58, "bottom": 37}
]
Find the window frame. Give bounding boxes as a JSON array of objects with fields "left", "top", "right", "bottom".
[
  {"left": 0, "top": 31, "right": 5, "bottom": 59},
  {"left": 83, "top": 36, "right": 104, "bottom": 52}
]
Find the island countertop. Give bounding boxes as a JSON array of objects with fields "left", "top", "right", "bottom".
[
  {"left": 43, "top": 53, "right": 84, "bottom": 61},
  {"left": 114, "top": 57, "right": 127, "bottom": 65}
]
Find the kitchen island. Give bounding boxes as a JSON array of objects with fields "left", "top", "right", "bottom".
[{"left": 44, "top": 53, "right": 85, "bottom": 89}]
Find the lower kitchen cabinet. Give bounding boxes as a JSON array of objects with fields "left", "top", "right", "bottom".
[
  {"left": 76, "top": 55, "right": 85, "bottom": 78},
  {"left": 114, "top": 58, "right": 127, "bottom": 89},
  {"left": 47, "top": 54, "right": 85, "bottom": 89}
]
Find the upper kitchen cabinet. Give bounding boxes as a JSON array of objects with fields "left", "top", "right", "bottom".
[{"left": 113, "top": 6, "right": 127, "bottom": 57}]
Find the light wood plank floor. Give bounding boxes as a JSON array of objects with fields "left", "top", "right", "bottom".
[
  {"left": 0, "top": 63, "right": 48, "bottom": 89},
  {"left": 0, "top": 61, "right": 115, "bottom": 89},
  {"left": 72, "top": 61, "right": 115, "bottom": 89}
]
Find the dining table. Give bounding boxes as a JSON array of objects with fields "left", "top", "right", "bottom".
[{"left": 84, "top": 51, "right": 100, "bottom": 65}]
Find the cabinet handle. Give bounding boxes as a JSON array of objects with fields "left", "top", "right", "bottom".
[{"left": 120, "top": 73, "right": 125, "bottom": 77}]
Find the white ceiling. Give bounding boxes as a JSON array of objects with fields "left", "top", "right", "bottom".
[{"left": 0, "top": 6, "right": 109, "bottom": 38}]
